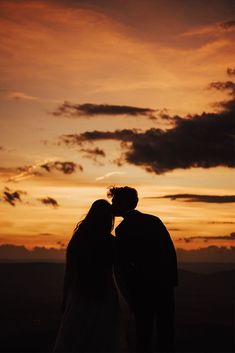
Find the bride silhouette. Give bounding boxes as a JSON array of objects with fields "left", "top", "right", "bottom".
[{"left": 53, "top": 199, "right": 126, "bottom": 352}]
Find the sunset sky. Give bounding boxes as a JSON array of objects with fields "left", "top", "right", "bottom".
[{"left": 0, "top": 0, "right": 234, "bottom": 255}]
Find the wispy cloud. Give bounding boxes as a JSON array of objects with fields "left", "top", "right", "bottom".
[
  {"left": 96, "top": 171, "right": 127, "bottom": 181},
  {"left": 206, "top": 221, "right": 235, "bottom": 225},
  {"left": 7, "top": 160, "right": 52, "bottom": 182},
  {"left": 181, "top": 19, "right": 235, "bottom": 37},
  {"left": 0, "top": 89, "right": 61, "bottom": 103},
  {"left": 8, "top": 91, "right": 40, "bottom": 101},
  {"left": 39, "top": 232, "right": 57, "bottom": 237},
  {"left": 8, "top": 159, "right": 83, "bottom": 182}
]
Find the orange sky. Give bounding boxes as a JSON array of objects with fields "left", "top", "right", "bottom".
[{"left": 0, "top": 0, "right": 234, "bottom": 253}]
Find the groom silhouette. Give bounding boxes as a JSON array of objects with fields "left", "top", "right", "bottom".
[{"left": 108, "top": 186, "right": 178, "bottom": 352}]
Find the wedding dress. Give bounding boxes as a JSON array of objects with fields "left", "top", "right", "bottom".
[{"left": 53, "top": 234, "right": 128, "bottom": 352}]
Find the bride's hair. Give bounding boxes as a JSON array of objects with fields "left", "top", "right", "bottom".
[
  {"left": 64, "top": 200, "right": 114, "bottom": 300},
  {"left": 74, "top": 199, "right": 114, "bottom": 236}
]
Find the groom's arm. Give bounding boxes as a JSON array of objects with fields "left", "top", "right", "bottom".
[
  {"left": 113, "top": 224, "right": 134, "bottom": 306},
  {"left": 115, "top": 223, "right": 132, "bottom": 271}
]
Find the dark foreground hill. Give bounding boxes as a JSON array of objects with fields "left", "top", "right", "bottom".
[{"left": 0, "top": 263, "right": 234, "bottom": 352}]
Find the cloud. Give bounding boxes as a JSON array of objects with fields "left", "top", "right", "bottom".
[
  {"left": 181, "top": 18, "right": 235, "bottom": 38},
  {"left": 8, "top": 159, "right": 83, "bottom": 182},
  {"left": 60, "top": 128, "right": 140, "bottom": 146},
  {"left": 41, "top": 161, "right": 83, "bottom": 174},
  {"left": 220, "top": 20, "right": 235, "bottom": 29},
  {"left": 2, "top": 187, "right": 61, "bottom": 209},
  {"left": 208, "top": 76, "right": 235, "bottom": 111},
  {"left": 2, "top": 187, "right": 27, "bottom": 206},
  {"left": 57, "top": 240, "right": 66, "bottom": 248},
  {"left": 206, "top": 221, "right": 235, "bottom": 225},
  {"left": 227, "top": 67, "right": 235, "bottom": 77},
  {"left": 79, "top": 147, "right": 106, "bottom": 164},
  {"left": 177, "top": 232, "right": 235, "bottom": 243},
  {"left": 96, "top": 171, "right": 127, "bottom": 181},
  {"left": 60, "top": 74, "right": 235, "bottom": 174},
  {"left": 7, "top": 91, "right": 40, "bottom": 101},
  {"left": 39, "top": 197, "right": 59, "bottom": 208},
  {"left": 58, "top": 73, "right": 235, "bottom": 175},
  {"left": 60, "top": 106, "right": 234, "bottom": 174},
  {"left": 39, "top": 233, "right": 56, "bottom": 237},
  {"left": 8, "top": 160, "right": 51, "bottom": 182},
  {"left": 209, "top": 81, "right": 235, "bottom": 96},
  {"left": 0, "top": 89, "right": 60, "bottom": 103},
  {"left": 151, "top": 194, "right": 235, "bottom": 203},
  {"left": 52, "top": 101, "right": 156, "bottom": 119},
  {"left": 217, "top": 97, "right": 235, "bottom": 112},
  {"left": 80, "top": 147, "right": 105, "bottom": 157}
]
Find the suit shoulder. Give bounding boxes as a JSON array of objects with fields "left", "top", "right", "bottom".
[{"left": 140, "top": 212, "right": 163, "bottom": 224}]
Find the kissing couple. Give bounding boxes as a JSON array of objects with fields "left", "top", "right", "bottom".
[{"left": 54, "top": 186, "right": 178, "bottom": 352}]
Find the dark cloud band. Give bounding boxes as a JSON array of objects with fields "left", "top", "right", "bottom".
[
  {"left": 148, "top": 194, "right": 235, "bottom": 203},
  {"left": 60, "top": 109, "right": 234, "bottom": 174},
  {"left": 59, "top": 77, "right": 235, "bottom": 174},
  {"left": 52, "top": 102, "right": 156, "bottom": 119},
  {"left": 178, "top": 232, "right": 235, "bottom": 243}
]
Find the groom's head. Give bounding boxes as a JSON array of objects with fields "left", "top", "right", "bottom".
[{"left": 108, "top": 186, "right": 138, "bottom": 217}]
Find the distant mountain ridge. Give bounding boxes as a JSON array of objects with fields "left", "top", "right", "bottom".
[{"left": 0, "top": 243, "right": 234, "bottom": 263}]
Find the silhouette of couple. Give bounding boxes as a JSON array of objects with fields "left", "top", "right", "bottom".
[{"left": 54, "top": 186, "right": 178, "bottom": 352}]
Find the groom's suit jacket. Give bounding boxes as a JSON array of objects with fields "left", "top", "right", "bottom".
[{"left": 114, "top": 210, "right": 178, "bottom": 289}]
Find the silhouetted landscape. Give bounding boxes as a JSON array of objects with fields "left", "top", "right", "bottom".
[{"left": 0, "top": 262, "right": 234, "bottom": 352}]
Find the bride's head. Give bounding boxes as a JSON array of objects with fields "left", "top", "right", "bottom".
[{"left": 76, "top": 199, "right": 114, "bottom": 236}]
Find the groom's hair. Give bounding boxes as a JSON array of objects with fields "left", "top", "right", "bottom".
[{"left": 107, "top": 186, "right": 139, "bottom": 210}]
